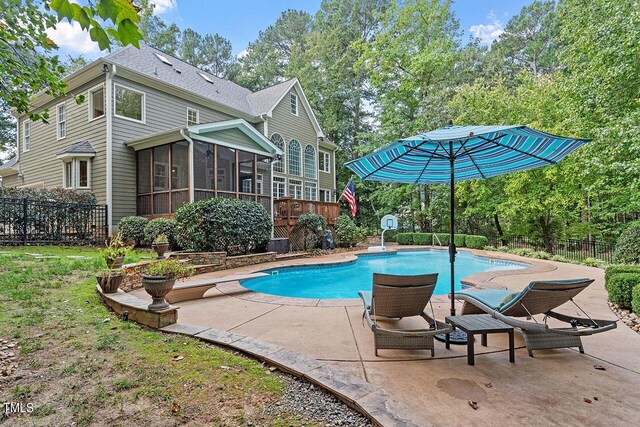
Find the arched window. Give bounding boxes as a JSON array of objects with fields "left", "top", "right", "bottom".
[
  {"left": 271, "top": 133, "right": 285, "bottom": 173},
  {"left": 288, "top": 139, "right": 301, "bottom": 176},
  {"left": 304, "top": 145, "right": 316, "bottom": 179}
]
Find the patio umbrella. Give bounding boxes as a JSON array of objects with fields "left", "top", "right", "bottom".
[{"left": 345, "top": 123, "right": 590, "bottom": 325}]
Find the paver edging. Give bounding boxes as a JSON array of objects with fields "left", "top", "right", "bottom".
[{"left": 161, "top": 322, "right": 430, "bottom": 427}]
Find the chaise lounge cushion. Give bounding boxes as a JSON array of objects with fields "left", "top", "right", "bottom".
[{"left": 455, "top": 289, "right": 513, "bottom": 311}]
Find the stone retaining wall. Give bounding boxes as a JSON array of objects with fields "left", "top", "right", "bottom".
[
  {"left": 225, "top": 252, "right": 277, "bottom": 269},
  {"left": 172, "top": 251, "right": 227, "bottom": 266}
]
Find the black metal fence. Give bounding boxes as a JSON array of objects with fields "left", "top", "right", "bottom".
[
  {"left": 489, "top": 235, "right": 616, "bottom": 264},
  {"left": 0, "top": 197, "right": 108, "bottom": 245}
]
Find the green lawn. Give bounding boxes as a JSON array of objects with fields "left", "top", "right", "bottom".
[{"left": 0, "top": 246, "right": 308, "bottom": 426}]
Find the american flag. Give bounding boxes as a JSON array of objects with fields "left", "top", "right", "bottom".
[{"left": 341, "top": 178, "right": 357, "bottom": 218}]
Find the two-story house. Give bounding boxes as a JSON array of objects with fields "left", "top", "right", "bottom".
[{"left": 0, "top": 44, "right": 338, "bottom": 234}]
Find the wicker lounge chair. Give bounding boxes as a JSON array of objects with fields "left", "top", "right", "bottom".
[
  {"left": 455, "top": 278, "right": 617, "bottom": 356},
  {"left": 358, "top": 273, "right": 453, "bottom": 356}
]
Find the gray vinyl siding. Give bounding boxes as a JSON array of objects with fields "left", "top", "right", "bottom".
[
  {"left": 318, "top": 149, "right": 334, "bottom": 195},
  {"left": 110, "top": 76, "right": 238, "bottom": 223},
  {"left": 268, "top": 87, "right": 336, "bottom": 199},
  {"left": 13, "top": 76, "right": 107, "bottom": 203}
]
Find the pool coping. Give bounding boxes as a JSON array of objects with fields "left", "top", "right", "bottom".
[{"left": 213, "top": 246, "right": 557, "bottom": 307}]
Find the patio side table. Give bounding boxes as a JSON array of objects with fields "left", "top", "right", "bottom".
[{"left": 445, "top": 314, "right": 515, "bottom": 366}]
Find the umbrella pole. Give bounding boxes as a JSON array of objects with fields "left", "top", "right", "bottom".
[{"left": 449, "top": 152, "right": 456, "bottom": 317}]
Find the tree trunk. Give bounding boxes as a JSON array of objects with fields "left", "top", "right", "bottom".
[
  {"left": 539, "top": 215, "right": 554, "bottom": 253},
  {"left": 494, "top": 214, "right": 505, "bottom": 245}
]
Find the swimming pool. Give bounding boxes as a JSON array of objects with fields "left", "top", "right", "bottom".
[{"left": 241, "top": 250, "right": 529, "bottom": 299}]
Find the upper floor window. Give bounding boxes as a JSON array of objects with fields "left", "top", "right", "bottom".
[
  {"left": 114, "top": 83, "right": 145, "bottom": 123},
  {"left": 304, "top": 145, "right": 316, "bottom": 179},
  {"left": 319, "top": 151, "right": 330, "bottom": 173},
  {"left": 271, "top": 133, "right": 285, "bottom": 173},
  {"left": 89, "top": 87, "right": 104, "bottom": 120},
  {"left": 290, "top": 93, "right": 298, "bottom": 116},
  {"left": 187, "top": 107, "right": 199, "bottom": 126},
  {"left": 288, "top": 139, "right": 301, "bottom": 176},
  {"left": 22, "top": 121, "right": 31, "bottom": 152},
  {"left": 56, "top": 103, "right": 66, "bottom": 140}
]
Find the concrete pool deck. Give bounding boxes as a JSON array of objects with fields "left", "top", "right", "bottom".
[{"left": 131, "top": 247, "right": 640, "bottom": 426}]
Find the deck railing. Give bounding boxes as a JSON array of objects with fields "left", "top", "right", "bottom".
[{"left": 273, "top": 198, "right": 340, "bottom": 225}]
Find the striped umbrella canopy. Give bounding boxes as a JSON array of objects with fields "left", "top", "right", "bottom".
[
  {"left": 345, "top": 124, "right": 590, "bottom": 326},
  {"left": 345, "top": 125, "right": 589, "bottom": 184}
]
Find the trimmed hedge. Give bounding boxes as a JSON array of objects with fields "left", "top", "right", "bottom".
[
  {"left": 466, "top": 235, "right": 489, "bottom": 249},
  {"left": 144, "top": 218, "right": 178, "bottom": 246},
  {"left": 174, "top": 198, "right": 271, "bottom": 255},
  {"left": 413, "top": 233, "right": 432, "bottom": 245},
  {"left": 604, "top": 265, "right": 640, "bottom": 284},
  {"left": 605, "top": 273, "right": 640, "bottom": 309},
  {"left": 454, "top": 234, "right": 466, "bottom": 247},
  {"left": 433, "top": 233, "right": 450, "bottom": 246},
  {"left": 396, "top": 233, "right": 414, "bottom": 245},
  {"left": 632, "top": 285, "right": 640, "bottom": 315},
  {"left": 394, "top": 232, "right": 488, "bottom": 248},
  {"left": 117, "top": 216, "right": 148, "bottom": 246}
]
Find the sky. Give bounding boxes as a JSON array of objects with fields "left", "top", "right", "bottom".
[{"left": 48, "top": 0, "right": 535, "bottom": 60}]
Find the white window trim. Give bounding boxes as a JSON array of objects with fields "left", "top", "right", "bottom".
[
  {"left": 88, "top": 84, "right": 105, "bottom": 122},
  {"left": 320, "top": 188, "right": 333, "bottom": 202},
  {"left": 290, "top": 93, "right": 298, "bottom": 116},
  {"left": 56, "top": 102, "right": 66, "bottom": 140},
  {"left": 273, "top": 176, "right": 287, "bottom": 199},
  {"left": 270, "top": 133, "right": 286, "bottom": 173},
  {"left": 304, "top": 144, "right": 317, "bottom": 179},
  {"left": 113, "top": 82, "right": 146, "bottom": 124},
  {"left": 288, "top": 178, "right": 303, "bottom": 199},
  {"left": 187, "top": 107, "right": 200, "bottom": 126},
  {"left": 319, "top": 150, "right": 331, "bottom": 173},
  {"left": 288, "top": 139, "right": 302, "bottom": 176},
  {"left": 304, "top": 181, "right": 317, "bottom": 201},
  {"left": 62, "top": 157, "right": 92, "bottom": 189},
  {"left": 22, "top": 121, "right": 30, "bottom": 152}
]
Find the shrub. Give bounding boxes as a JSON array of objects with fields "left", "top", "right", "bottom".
[
  {"left": 0, "top": 186, "right": 97, "bottom": 204},
  {"left": 413, "top": 233, "right": 431, "bottom": 245},
  {"left": 433, "top": 233, "right": 449, "bottom": 246},
  {"left": 632, "top": 285, "right": 640, "bottom": 315},
  {"left": 511, "top": 248, "right": 536, "bottom": 257},
  {"left": 117, "top": 216, "right": 148, "bottom": 246},
  {"left": 174, "top": 198, "right": 271, "bottom": 255},
  {"left": 483, "top": 245, "right": 497, "bottom": 251},
  {"left": 605, "top": 273, "right": 640, "bottom": 309},
  {"left": 298, "top": 213, "right": 327, "bottom": 250},
  {"left": 144, "top": 218, "right": 177, "bottom": 247},
  {"left": 383, "top": 229, "right": 399, "bottom": 242},
  {"left": 454, "top": 234, "right": 467, "bottom": 247},
  {"left": 613, "top": 221, "right": 640, "bottom": 265},
  {"left": 465, "top": 235, "right": 489, "bottom": 249},
  {"left": 497, "top": 246, "right": 509, "bottom": 252},
  {"left": 551, "top": 254, "right": 570, "bottom": 263},
  {"left": 532, "top": 251, "right": 551, "bottom": 260},
  {"left": 605, "top": 265, "right": 640, "bottom": 283},
  {"left": 396, "top": 233, "right": 414, "bottom": 245},
  {"left": 335, "top": 214, "right": 360, "bottom": 248},
  {"left": 581, "top": 257, "right": 601, "bottom": 267}
]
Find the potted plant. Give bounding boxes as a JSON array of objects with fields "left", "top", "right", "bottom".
[
  {"left": 141, "top": 260, "right": 194, "bottom": 311},
  {"left": 101, "top": 233, "right": 129, "bottom": 269},
  {"left": 96, "top": 268, "right": 125, "bottom": 293},
  {"left": 152, "top": 233, "right": 170, "bottom": 259}
]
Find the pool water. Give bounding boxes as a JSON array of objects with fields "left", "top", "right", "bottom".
[{"left": 241, "top": 250, "right": 528, "bottom": 299}]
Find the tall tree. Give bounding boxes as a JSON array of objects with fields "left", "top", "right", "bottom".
[
  {"left": 489, "top": 0, "right": 559, "bottom": 77},
  {"left": 236, "top": 10, "right": 312, "bottom": 91},
  {"left": 138, "top": 0, "right": 181, "bottom": 55},
  {"left": 0, "top": 101, "right": 16, "bottom": 162}
]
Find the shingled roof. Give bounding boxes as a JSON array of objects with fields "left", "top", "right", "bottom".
[
  {"left": 56, "top": 141, "right": 96, "bottom": 156},
  {"left": 104, "top": 44, "right": 295, "bottom": 117}
]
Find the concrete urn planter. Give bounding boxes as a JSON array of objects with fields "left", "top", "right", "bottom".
[
  {"left": 152, "top": 242, "right": 170, "bottom": 259},
  {"left": 96, "top": 273, "right": 124, "bottom": 293},
  {"left": 142, "top": 275, "right": 176, "bottom": 311}
]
